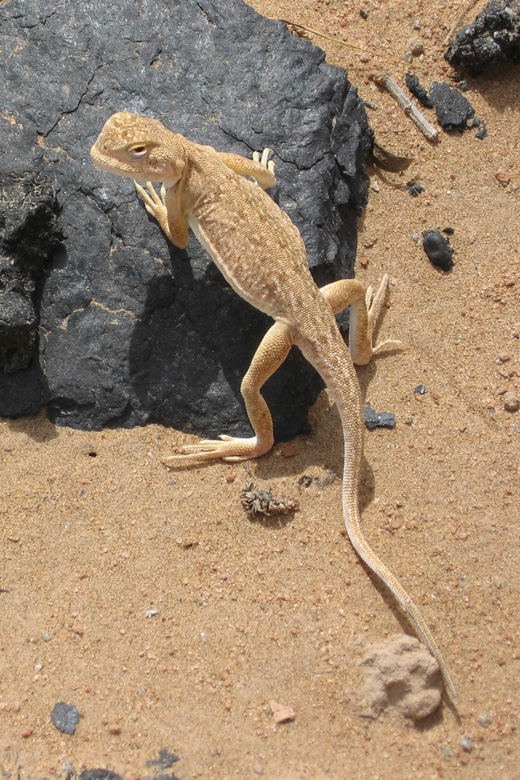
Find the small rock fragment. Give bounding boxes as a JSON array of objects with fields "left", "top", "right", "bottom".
[
  {"left": 429, "top": 82, "right": 475, "bottom": 131},
  {"left": 360, "top": 634, "right": 442, "bottom": 720},
  {"left": 460, "top": 735, "right": 473, "bottom": 752},
  {"left": 503, "top": 392, "right": 519, "bottom": 412},
  {"left": 405, "top": 73, "right": 433, "bottom": 108},
  {"left": 269, "top": 700, "right": 295, "bottom": 723},
  {"left": 364, "top": 406, "right": 396, "bottom": 430},
  {"left": 478, "top": 712, "right": 492, "bottom": 728},
  {"left": 422, "top": 230, "right": 454, "bottom": 271},
  {"left": 407, "top": 182, "right": 425, "bottom": 197},
  {"left": 51, "top": 702, "right": 80, "bottom": 735},
  {"left": 413, "top": 384, "right": 427, "bottom": 395}
]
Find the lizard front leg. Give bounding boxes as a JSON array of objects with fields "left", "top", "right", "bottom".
[
  {"left": 134, "top": 181, "right": 189, "bottom": 249},
  {"left": 216, "top": 147, "right": 276, "bottom": 189}
]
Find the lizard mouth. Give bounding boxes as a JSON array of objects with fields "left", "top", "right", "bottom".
[{"left": 89, "top": 145, "right": 142, "bottom": 179}]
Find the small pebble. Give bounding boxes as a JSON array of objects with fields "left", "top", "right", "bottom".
[
  {"left": 413, "top": 384, "right": 427, "bottom": 395},
  {"left": 42, "top": 631, "right": 52, "bottom": 641},
  {"left": 478, "top": 712, "right": 492, "bottom": 728},
  {"left": 411, "top": 231, "right": 420, "bottom": 243},
  {"left": 407, "top": 39, "right": 424, "bottom": 56},
  {"left": 460, "top": 735, "right": 473, "bottom": 752},
  {"left": 422, "top": 229, "right": 454, "bottom": 271},
  {"left": 364, "top": 406, "right": 396, "bottom": 429},
  {"left": 503, "top": 392, "right": 519, "bottom": 412},
  {"left": 51, "top": 702, "right": 80, "bottom": 735}
]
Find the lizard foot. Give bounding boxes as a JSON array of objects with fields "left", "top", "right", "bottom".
[
  {"left": 134, "top": 180, "right": 168, "bottom": 224},
  {"left": 163, "top": 435, "right": 270, "bottom": 467},
  {"left": 367, "top": 274, "right": 405, "bottom": 355}
]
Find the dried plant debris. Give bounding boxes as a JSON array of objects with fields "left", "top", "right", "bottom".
[
  {"left": 422, "top": 229, "right": 455, "bottom": 271},
  {"left": 241, "top": 483, "right": 299, "bottom": 516},
  {"left": 364, "top": 406, "right": 396, "bottom": 430},
  {"left": 446, "top": 0, "right": 520, "bottom": 75},
  {"left": 298, "top": 467, "right": 336, "bottom": 489},
  {"left": 360, "top": 635, "right": 442, "bottom": 721},
  {"left": 370, "top": 141, "right": 413, "bottom": 172}
]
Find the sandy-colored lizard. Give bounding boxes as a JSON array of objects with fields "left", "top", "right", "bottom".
[{"left": 90, "top": 111, "right": 456, "bottom": 699}]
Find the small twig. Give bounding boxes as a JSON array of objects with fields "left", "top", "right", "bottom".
[
  {"left": 269, "top": 18, "right": 429, "bottom": 71},
  {"left": 443, "top": 0, "right": 480, "bottom": 46},
  {"left": 373, "top": 71, "right": 439, "bottom": 142}
]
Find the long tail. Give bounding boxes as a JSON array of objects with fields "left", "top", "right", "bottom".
[
  {"left": 340, "top": 418, "right": 458, "bottom": 700},
  {"left": 297, "top": 314, "right": 457, "bottom": 700}
]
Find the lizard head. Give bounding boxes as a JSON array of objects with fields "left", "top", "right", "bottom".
[{"left": 90, "top": 111, "right": 186, "bottom": 186}]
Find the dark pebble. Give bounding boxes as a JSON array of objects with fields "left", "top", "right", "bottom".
[
  {"left": 51, "top": 701, "right": 80, "bottom": 735},
  {"left": 422, "top": 229, "right": 454, "bottom": 271},
  {"left": 364, "top": 406, "right": 396, "bottom": 429}
]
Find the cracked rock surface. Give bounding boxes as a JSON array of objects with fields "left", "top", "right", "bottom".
[{"left": 0, "top": 0, "right": 371, "bottom": 435}]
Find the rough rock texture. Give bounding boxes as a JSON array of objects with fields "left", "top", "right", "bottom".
[
  {"left": 446, "top": 0, "right": 520, "bottom": 75},
  {"left": 0, "top": 0, "right": 372, "bottom": 439},
  {"left": 429, "top": 82, "right": 475, "bottom": 131},
  {"left": 360, "top": 634, "right": 442, "bottom": 720}
]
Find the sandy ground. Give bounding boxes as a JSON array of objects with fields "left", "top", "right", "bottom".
[{"left": 1, "top": 1, "right": 519, "bottom": 778}]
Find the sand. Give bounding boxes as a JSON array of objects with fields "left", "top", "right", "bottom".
[{"left": 1, "top": 1, "right": 519, "bottom": 777}]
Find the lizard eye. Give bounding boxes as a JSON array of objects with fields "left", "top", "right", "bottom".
[{"left": 128, "top": 144, "right": 148, "bottom": 159}]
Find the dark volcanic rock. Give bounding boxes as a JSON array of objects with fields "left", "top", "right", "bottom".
[
  {"left": 422, "top": 230, "right": 455, "bottom": 271},
  {"left": 446, "top": 0, "right": 520, "bottom": 75},
  {"left": 428, "top": 82, "right": 475, "bottom": 131},
  {"left": 0, "top": 0, "right": 372, "bottom": 440},
  {"left": 51, "top": 701, "right": 80, "bottom": 734}
]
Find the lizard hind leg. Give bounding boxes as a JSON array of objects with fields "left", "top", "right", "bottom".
[{"left": 162, "top": 321, "right": 293, "bottom": 467}]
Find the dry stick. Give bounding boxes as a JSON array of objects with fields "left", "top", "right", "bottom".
[
  {"left": 373, "top": 71, "right": 439, "bottom": 142},
  {"left": 443, "top": 0, "right": 480, "bottom": 46},
  {"left": 270, "top": 18, "right": 429, "bottom": 71}
]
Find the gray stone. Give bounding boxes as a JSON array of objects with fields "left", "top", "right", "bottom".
[
  {"left": 0, "top": 0, "right": 372, "bottom": 439},
  {"left": 51, "top": 701, "right": 80, "bottom": 734}
]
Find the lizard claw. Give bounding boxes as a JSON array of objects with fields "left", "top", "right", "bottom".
[{"left": 252, "top": 148, "right": 275, "bottom": 176}]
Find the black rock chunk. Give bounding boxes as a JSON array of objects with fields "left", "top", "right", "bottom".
[
  {"left": 428, "top": 82, "right": 475, "bottom": 131},
  {"left": 422, "top": 230, "right": 455, "bottom": 271},
  {"left": 0, "top": 0, "right": 372, "bottom": 441},
  {"left": 407, "top": 182, "right": 425, "bottom": 197},
  {"left": 446, "top": 0, "right": 520, "bottom": 75},
  {"left": 405, "top": 73, "right": 434, "bottom": 108},
  {"left": 51, "top": 701, "right": 80, "bottom": 734},
  {"left": 364, "top": 406, "right": 396, "bottom": 430},
  {"left": 79, "top": 772, "right": 123, "bottom": 780}
]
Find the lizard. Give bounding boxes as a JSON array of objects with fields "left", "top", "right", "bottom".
[{"left": 90, "top": 111, "right": 457, "bottom": 700}]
